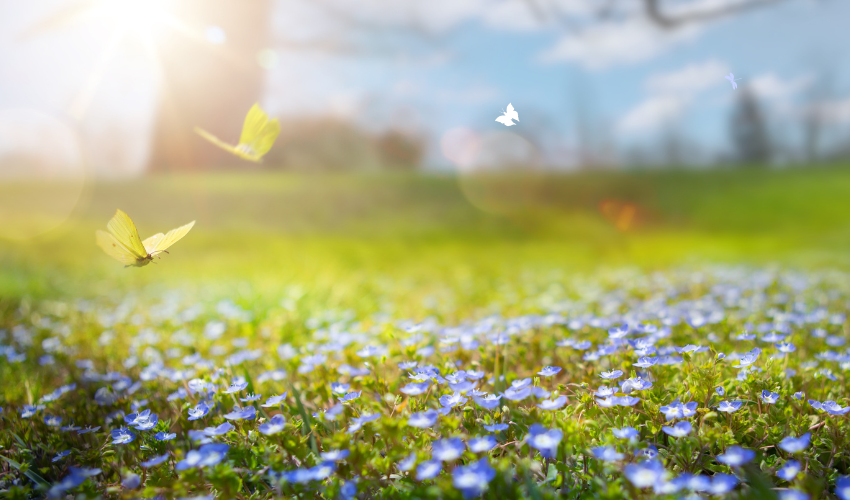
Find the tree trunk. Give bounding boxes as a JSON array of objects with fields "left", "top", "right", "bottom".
[{"left": 148, "top": 0, "right": 271, "bottom": 172}]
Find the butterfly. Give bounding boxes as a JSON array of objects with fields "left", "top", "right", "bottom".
[
  {"left": 495, "top": 103, "right": 519, "bottom": 126},
  {"left": 725, "top": 73, "right": 741, "bottom": 90},
  {"left": 195, "top": 103, "right": 280, "bottom": 162},
  {"left": 96, "top": 209, "right": 195, "bottom": 267}
]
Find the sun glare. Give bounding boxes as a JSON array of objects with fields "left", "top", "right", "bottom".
[{"left": 96, "top": 0, "right": 171, "bottom": 39}]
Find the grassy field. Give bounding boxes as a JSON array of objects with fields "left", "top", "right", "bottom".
[
  {"left": 1, "top": 166, "right": 850, "bottom": 499},
  {"left": 2, "top": 165, "right": 850, "bottom": 302}
]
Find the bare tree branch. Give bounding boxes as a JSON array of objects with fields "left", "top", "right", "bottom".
[{"left": 642, "top": 0, "right": 791, "bottom": 27}]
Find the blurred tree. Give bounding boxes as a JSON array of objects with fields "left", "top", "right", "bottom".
[
  {"left": 148, "top": 0, "right": 271, "bottom": 172},
  {"left": 730, "top": 88, "right": 772, "bottom": 165},
  {"left": 375, "top": 130, "right": 425, "bottom": 171}
]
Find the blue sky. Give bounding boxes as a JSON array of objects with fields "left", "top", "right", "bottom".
[{"left": 2, "top": 0, "right": 850, "bottom": 174}]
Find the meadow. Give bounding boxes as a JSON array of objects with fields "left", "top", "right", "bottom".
[{"left": 1, "top": 166, "right": 850, "bottom": 499}]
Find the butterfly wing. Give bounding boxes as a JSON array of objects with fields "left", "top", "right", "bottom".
[
  {"left": 143, "top": 233, "right": 165, "bottom": 254},
  {"left": 96, "top": 230, "right": 142, "bottom": 265},
  {"left": 238, "top": 104, "right": 268, "bottom": 147},
  {"left": 106, "top": 209, "right": 147, "bottom": 258},
  {"left": 248, "top": 117, "right": 280, "bottom": 159},
  {"left": 495, "top": 115, "right": 515, "bottom": 126},
  {"left": 506, "top": 103, "right": 519, "bottom": 122},
  {"left": 146, "top": 221, "right": 195, "bottom": 256},
  {"left": 725, "top": 74, "right": 733, "bottom": 82}
]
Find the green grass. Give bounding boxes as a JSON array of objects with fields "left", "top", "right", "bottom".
[{"left": 2, "top": 165, "right": 850, "bottom": 303}]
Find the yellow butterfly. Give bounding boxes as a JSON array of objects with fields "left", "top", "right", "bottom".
[
  {"left": 194, "top": 103, "right": 280, "bottom": 162},
  {"left": 96, "top": 209, "right": 195, "bottom": 267}
]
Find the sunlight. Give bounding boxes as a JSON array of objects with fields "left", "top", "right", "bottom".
[{"left": 96, "top": 0, "right": 172, "bottom": 40}]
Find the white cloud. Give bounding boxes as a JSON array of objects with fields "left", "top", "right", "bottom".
[
  {"left": 617, "top": 95, "right": 688, "bottom": 133},
  {"left": 749, "top": 73, "right": 813, "bottom": 101},
  {"left": 645, "top": 59, "right": 729, "bottom": 95},
  {"left": 538, "top": 18, "right": 701, "bottom": 70}
]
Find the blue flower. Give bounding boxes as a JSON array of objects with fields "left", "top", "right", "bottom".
[
  {"left": 594, "top": 386, "right": 616, "bottom": 397},
  {"left": 346, "top": 413, "right": 380, "bottom": 434},
  {"left": 659, "top": 400, "right": 698, "bottom": 420},
  {"left": 624, "top": 459, "right": 665, "bottom": 488},
  {"left": 20, "top": 404, "right": 45, "bottom": 418},
  {"left": 776, "top": 342, "right": 796, "bottom": 353},
  {"left": 760, "top": 390, "right": 780, "bottom": 404},
  {"left": 240, "top": 393, "right": 262, "bottom": 402},
  {"left": 398, "top": 361, "right": 418, "bottom": 370},
  {"left": 400, "top": 382, "right": 430, "bottom": 396},
  {"left": 398, "top": 452, "right": 417, "bottom": 472},
  {"left": 52, "top": 450, "right": 71, "bottom": 462},
  {"left": 125, "top": 409, "right": 158, "bottom": 431},
  {"left": 591, "top": 446, "right": 624, "bottom": 462},
  {"left": 140, "top": 454, "right": 169, "bottom": 468},
  {"left": 338, "top": 391, "right": 361, "bottom": 403},
  {"left": 175, "top": 443, "right": 229, "bottom": 471},
  {"left": 468, "top": 435, "right": 497, "bottom": 453},
  {"left": 453, "top": 458, "right": 496, "bottom": 499},
  {"left": 734, "top": 348, "right": 761, "bottom": 368},
  {"left": 716, "top": 446, "right": 755, "bottom": 466},
  {"left": 612, "top": 427, "right": 639, "bottom": 440},
  {"left": 777, "top": 459, "right": 801, "bottom": 481},
  {"left": 439, "top": 392, "right": 468, "bottom": 408},
  {"left": 620, "top": 377, "right": 653, "bottom": 393},
  {"left": 835, "top": 476, "right": 850, "bottom": 500},
  {"left": 416, "top": 460, "right": 442, "bottom": 480},
  {"left": 633, "top": 356, "right": 658, "bottom": 368},
  {"left": 261, "top": 393, "right": 287, "bottom": 407},
  {"left": 203, "top": 422, "right": 234, "bottom": 436},
  {"left": 44, "top": 415, "right": 63, "bottom": 427},
  {"left": 408, "top": 409, "right": 440, "bottom": 429},
  {"left": 111, "top": 427, "right": 136, "bottom": 445},
  {"left": 483, "top": 423, "right": 508, "bottom": 432},
  {"left": 258, "top": 414, "right": 287, "bottom": 435},
  {"left": 122, "top": 472, "right": 141, "bottom": 489},
  {"left": 810, "top": 400, "right": 850, "bottom": 415},
  {"left": 314, "top": 403, "right": 345, "bottom": 421},
  {"left": 718, "top": 401, "right": 743, "bottom": 413},
  {"left": 529, "top": 425, "right": 562, "bottom": 459},
  {"left": 223, "top": 406, "right": 256, "bottom": 421},
  {"left": 779, "top": 490, "right": 809, "bottom": 500},
  {"left": 502, "top": 387, "right": 532, "bottom": 401},
  {"left": 187, "top": 402, "right": 210, "bottom": 421},
  {"left": 320, "top": 449, "right": 350, "bottom": 462},
  {"left": 474, "top": 394, "right": 502, "bottom": 410},
  {"left": 538, "top": 395, "right": 567, "bottom": 410},
  {"left": 331, "top": 382, "right": 350, "bottom": 395},
  {"left": 779, "top": 433, "right": 810, "bottom": 453},
  {"left": 662, "top": 421, "right": 692, "bottom": 437},
  {"left": 599, "top": 370, "right": 624, "bottom": 380},
  {"left": 432, "top": 438, "right": 465, "bottom": 461},
  {"left": 531, "top": 386, "right": 551, "bottom": 399},
  {"left": 77, "top": 426, "right": 100, "bottom": 434},
  {"left": 537, "top": 366, "right": 562, "bottom": 377},
  {"left": 222, "top": 381, "right": 248, "bottom": 394},
  {"left": 154, "top": 432, "right": 176, "bottom": 441},
  {"left": 716, "top": 387, "right": 725, "bottom": 396},
  {"left": 708, "top": 473, "right": 739, "bottom": 495}
]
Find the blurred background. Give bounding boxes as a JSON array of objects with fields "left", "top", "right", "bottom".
[{"left": 1, "top": 0, "right": 850, "bottom": 299}]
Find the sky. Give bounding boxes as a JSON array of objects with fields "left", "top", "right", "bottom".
[{"left": 1, "top": 0, "right": 850, "bottom": 175}]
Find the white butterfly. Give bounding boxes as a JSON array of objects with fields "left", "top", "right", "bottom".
[
  {"left": 495, "top": 103, "right": 519, "bottom": 126},
  {"left": 725, "top": 73, "right": 741, "bottom": 90}
]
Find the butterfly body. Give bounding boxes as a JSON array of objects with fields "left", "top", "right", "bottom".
[
  {"left": 496, "top": 103, "right": 519, "bottom": 126},
  {"left": 96, "top": 209, "right": 195, "bottom": 267},
  {"left": 195, "top": 103, "right": 280, "bottom": 162}
]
